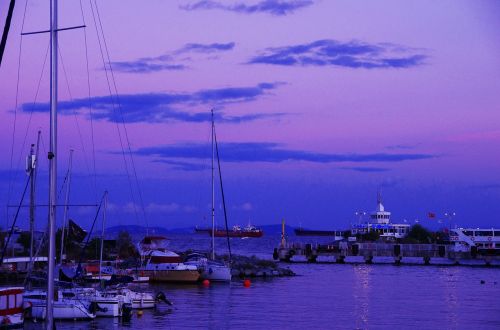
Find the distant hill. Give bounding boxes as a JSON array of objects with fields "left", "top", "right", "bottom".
[{"left": 105, "top": 225, "right": 171, "bottom": 239}]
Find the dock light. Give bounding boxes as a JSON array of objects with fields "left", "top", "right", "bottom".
[
  {"left": 203, "top": 279, "right": 210, "bottom": 287},
  {"left": 355, "top": 211, "right": 366, "bottom": 225},
  {"left": 243, "top": 279, "right": 251, "bottom": 288}
]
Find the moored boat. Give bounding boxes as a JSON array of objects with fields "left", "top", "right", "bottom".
[
  {"left": 138, "top": 236, "right": 200, "bottom": 283},
  {"left": 140, "top": 250, "right": 200, "bottom": 283},
  {"left": 450, "top": 228, "right": 500, "bottom": 254},
  {"left": 184, "top": 253, "right": 231, "bottom": 282},
  {"left": 66, "top": 288, "right": 132, "bottom": 318},
  {"left": 0, "top": 287, "right": 24, "bottom": 328},
  {"left": 23, "top": 289, "right": 95, "bottom": 320},
  {"left": 116, "top": 288, "right": 158, "bottom": 309},
  {"left": 190, "top": 110, "right": 232, "bottom": 282}
]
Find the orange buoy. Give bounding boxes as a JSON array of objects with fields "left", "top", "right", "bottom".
[
  {"left": 243, "top": 279, "right": 251, "bottom": 288},
  {"left": 202, "top": 279, "right": 210, "bottom": 286},
  {"left": 137, "top": 310, "right": 143, "bottom": 317}
]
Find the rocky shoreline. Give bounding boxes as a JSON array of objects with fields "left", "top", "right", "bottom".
[
  {"left": 229, "top": 255, "right": 295, "bottom": 278},
  {"left": 178, "top": 251, "right": 295, "bottom": 278}
]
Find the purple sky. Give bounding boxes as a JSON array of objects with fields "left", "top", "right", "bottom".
[{"left": 0, "top": 0, "right": 499, "bottom": 231}]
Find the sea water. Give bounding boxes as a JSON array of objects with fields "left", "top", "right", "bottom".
[{"left": 24, "top": 234, "right": 500, "bottom": 329}]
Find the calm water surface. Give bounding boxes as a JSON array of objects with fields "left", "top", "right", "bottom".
[{"left": 25, "top": 234, "right": 500, "bottom": 329}]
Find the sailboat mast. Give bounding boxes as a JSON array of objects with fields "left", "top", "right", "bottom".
[
  {"left": 28, "top": 145, "right": 35, "bottom": 269},
  {"left": 60, "top": 149, "right": 73, "bottom": 263},
  {"left": 214, "top": 122, "right": 232, "bottom": 262},
  {"left": 99, "top": 191, "right": 108, "bottom": 283},
  {"left": 211, "top": 109, "right": 215, "bottom": 260},
  {"left": 0, "top": 0, "right": 16, "bottom": 67},
  {"left": 28, "top": 131, "right": 41, "bottom": 273},
  {"left": 26, "top": 131, "right": 41, "bottom": 285},
  {"left": 47, "top": 0, "right": 58, "bottom": 327}
]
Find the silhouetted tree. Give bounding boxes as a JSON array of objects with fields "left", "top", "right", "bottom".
[
  {"left": 359, "top": 231, "right": 380, "bottom": 242},
  {"left": 406, "top": 224, "right": 434, "bottom": 243},
  {"left": 116, "top": 231, "right": 138, "bottom": 259},
  {"left": 16, "top": 232, "right": 31, "bottom": 254}
]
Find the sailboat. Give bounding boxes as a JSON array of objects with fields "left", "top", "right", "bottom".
[
  {"left": 24, "top": 289, "right": 95, "bottom": 320},
  {"left": 185, "top": 110, "right": 231, "bottom": 282},
  {"left": 83, "top": 193, "right": 133, "bottom": 318},
  {"left": 17, "top": 0, "right": 99, "bottom": 325},
  {"left": 46, "top": 0, "right": 64, "bottom": 326},
  {"left": 65, "top": 287, "right": 132, "bottom": 318},
  {"left": 23, "top": 150, "right": 96, "bottom": 321},
  {"left": 6, "top": 0, "right": 155, "bottom": 323}
]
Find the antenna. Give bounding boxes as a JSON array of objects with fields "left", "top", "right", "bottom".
[{"left": 377, "top": 189, "right": 382, "bottom": 205}]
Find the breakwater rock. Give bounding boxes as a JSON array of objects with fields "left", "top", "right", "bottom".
[
  {"left": 177, "top": 251, "right": 296, "bottom": 278},
  {"left": 228, "top": 255, "right": 295, "bottom": 278}
]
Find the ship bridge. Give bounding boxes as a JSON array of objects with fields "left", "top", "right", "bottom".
[
  {"left": 351, "top": 193, "right": 409, "bottom": 239},
  {"left": 370, "top": 195, "right": 391, "bottom": 224}
]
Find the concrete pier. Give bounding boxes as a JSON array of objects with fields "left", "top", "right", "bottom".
[{"left": 274, "top": 242, "right": 500, "bottom": 266}]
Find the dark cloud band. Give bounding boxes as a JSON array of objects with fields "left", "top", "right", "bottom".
[
  {"left": 248, "top": 39, "right": 427, "bottom": 69},
  {"left": 178, "top": 42, "right": 235, "bottom": 53},
  {"left": 21, "top": 83, "right": 284, "bottom": 124},
  {"left": 110, "top": 42, "right": 235, "bottom": 73},
  {"left": 135, "top": 142, "right": 435, "bottom": 168},
  {"left": 180, "top": 0, "right": 314, "bottom": 16},
  {"left": 341, "top": 167, "right": 390, "bottom": 173}
]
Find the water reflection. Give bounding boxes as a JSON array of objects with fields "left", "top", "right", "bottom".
[
  {"left": 21, "top": 235, "right": 500, "bottom": 329},
  {"left": 439, "top": 267, "right": 459, "bottom": 328},
  {"left": 352, "top": 265, "right": 372, "bottom": 329}
]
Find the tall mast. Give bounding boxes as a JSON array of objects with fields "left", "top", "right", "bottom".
[
  {"left": 47, "top": 0, "right": 58, "bottom": 328},
  {"left": 0, "top": 0, "right": 16, "bottom": 67},
  {"left": 99, "top": 191, "right": 108, "bottom": 283},
  {"left": 60, "top": 149, "right": 73, "bottom": 263},
  {"left": 214, "top": 118, "right": 232, "bottom": 262},
  {"left": 27, "top": 145, "right": 35, "bottom": 269},
  {"left": 211, "top": 109, "right": 215, "bottom": 260},
  {"left": 27, "top": 131, "right": 41, "bottom": 275}
]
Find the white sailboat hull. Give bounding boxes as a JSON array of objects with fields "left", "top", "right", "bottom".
[
  {"left": 185, "top": 258, "right": 232, "bottom": 282},
  {"left": 27, "top": 301, "right": 94, "bottom": 320},
  {"left": 202, "top": 264, "right": 232, "bottom": 282},
  {"left": 68, "top": 288, "right": 132, "bottom": 317}
]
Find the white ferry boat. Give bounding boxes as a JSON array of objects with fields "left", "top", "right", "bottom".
[
  {"left": 351, "top": 195, "right": 410, "bottom": 240},
  {"left": 449, "top": 228, "right": 500, "bottom": 254}
]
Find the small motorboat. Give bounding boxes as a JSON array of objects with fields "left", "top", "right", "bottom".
[{"left": 138, "top": 236, "right": 200, "bottom": 283}]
